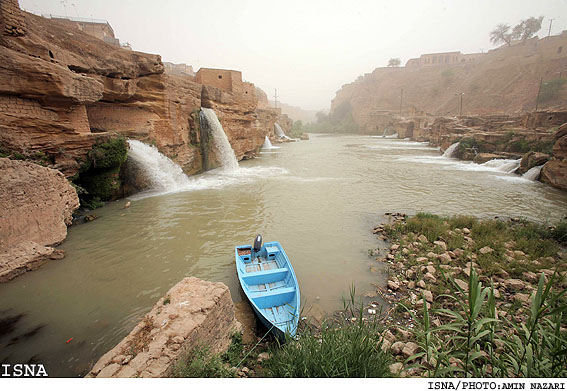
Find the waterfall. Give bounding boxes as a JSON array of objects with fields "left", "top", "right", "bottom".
[
  {"left": 261, "top": 136, "right": 275, "bottom": 149},
  {"left": 200, "top": 108, "right": 239, "bottom": 171},
  {"left": 127, "top": 140, "right": 192, "bottom": 193},
  {"left": 481, "top": 158, "right": 522, "bottom": 173},
  {"left": 522, "top": 165, "right": 543, "bottom": 181},
  {"left": 274, "top": 123, "right": 286, "bottom": 137},
  {"left": 442, "top": 142, "right": 460, "bottom": 158}
]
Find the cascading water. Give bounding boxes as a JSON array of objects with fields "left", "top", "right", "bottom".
[
  {"left": 481, "top": 159, "right": 521, "bottom": 173},
  {"left": 442, "top": 142, "right": 460, "bottom": 158},
  {"left": 274, "top": 123, "right": 286, "bottom": 137},
  {"left": 127, "top": 140, "right": 192, "bottom": 194},
  {"left": 261, "top": 135, "right": 277, "bottom": 149},
  {"left": 522, "top": 165, "right": 543, "bottom": 181},
  {"left": 200, "top": 108, "right": 239, "bottom": 171}
]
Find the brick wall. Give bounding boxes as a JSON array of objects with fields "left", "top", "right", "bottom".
[
  {"left": 0, "top": 95, "right": 58, "bottom": 121},
  {"left": 0, "top": 0, "right": 26, "bottom": 37},
  {"left": 196, "top": 68, "right": 234, "bottom": 91}
]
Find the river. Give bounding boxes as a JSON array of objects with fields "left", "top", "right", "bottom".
[{"left": 1, "top": 134, "right": 567, "bottom": 376}]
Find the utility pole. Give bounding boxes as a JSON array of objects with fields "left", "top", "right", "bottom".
[
  {"left": 535, "top": 77, "right": 543, "bottom": 111},
  {"left": 399, "top": 88, "right": 403, "bottom": 118},
  {"left": 60, "top": 0, "right": 68, "bottom": 17},
  {"left": 273, "top": 89, "right": 278, "bottom": 110},
  {"left": 548, "top": 18, "right": 554, "bottom": 37},
  {"left": 455, "top": 92, "right": 464, "bottom": 118}
]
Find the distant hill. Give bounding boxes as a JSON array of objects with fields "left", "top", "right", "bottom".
[
  {"left": 268, "top": 101, "right": 319, "bottom": 124},
  {"left": 331, "top": 32, "right": 567, "bottom": 133}
]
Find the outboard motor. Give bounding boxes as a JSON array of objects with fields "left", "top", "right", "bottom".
[{"left": 253, "top": 234, "right": 263, "bottom": 253}]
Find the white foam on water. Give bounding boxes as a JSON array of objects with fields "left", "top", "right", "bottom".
[
  {"left": 261, "top": 136, "right": 279, "bottom": 150},
  {"left": 522, "top": 165, "right": 543, "bottom": 181},
  {"left": 127, "top": 139, "right": 289, "bottom": 200}
]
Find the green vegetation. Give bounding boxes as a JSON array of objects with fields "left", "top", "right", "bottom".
[
  {"left": 509, "top": 138, "right": 554, "bottom": 155},
  {"left": 386, "top": 213, "right": 563, "bottom": 278},
  {"left": 408, "top": 267, "right": 567, "bottom": 377},
  {"left": 264, "top": 295, "right": 393, "bottom": 377},
  {"left": 173, "top": 332, "right": 245, "bottom": 378},
  {"left": 172, "top": 347, "right": 236, "bottom": 378},
  {"left": 287, "top": 120, "right": 305, "bottom": 138},
  {"left": 74, "top": 136, "right": 128, "bottom": 209},
  {"left": 377, "top": 212, "right": 567, "bottom": 377},
  {"left": 302, "top": 101, "right": 360, "bottom": 134}
]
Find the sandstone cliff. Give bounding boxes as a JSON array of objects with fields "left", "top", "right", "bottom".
[
  {"left": 331, "top": 35, "right": 567, "bottom": 134},
  {"left": 86, "top": 277, "right": 240, "bottom": 378},
  {"left": 0, "top": 0, "right": 273, "bottom": 185},
  {"left": 0, "top": 158, "right": 79, "bottom": 282},
  {"left": 541, "top": 123, "right": 567, "bottom": 191}
]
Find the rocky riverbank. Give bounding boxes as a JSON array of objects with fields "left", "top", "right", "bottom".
[{"left": 368, "top": 212, "right": 567, "bottom": 377}]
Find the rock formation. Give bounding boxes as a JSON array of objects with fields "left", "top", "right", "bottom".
[
  {"left": 0, "top": 1, "right": 276, "bottom": 183},
  {"left": 0, "top": 158, "right": 79, "bottom": 282},
  {"left": 331, "top": 34, "right": 567, "bottom": 134},
  {"left": 541, "top": 123, "right": 567, "bottom": 191},
  {"left": 86, "top": 277, "right": 240, "bottom": 378}
]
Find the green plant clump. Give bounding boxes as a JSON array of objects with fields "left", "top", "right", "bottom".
[
  {"left": 264, "top": 298, "right": 393, "bottom": 377},
  {"left": 407, "top": 267, "right": 567, "bottom": 377}
]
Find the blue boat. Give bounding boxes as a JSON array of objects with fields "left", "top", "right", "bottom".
[{"left": 235, "top": 235, "right": 300, "bottom": 340}]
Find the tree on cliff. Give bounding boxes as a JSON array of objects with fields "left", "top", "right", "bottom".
[
  {"left": 388, "top": 58, "right": 401, "bottom": 67},
  {"left": 490, "top": 17, "right": 543, "bottom": 46},
  {"left": 511, "top": 16, "right": 543, "bottom": 42},
  {"left": 490, "top": 24, "right": 513, "bottom": 46}
]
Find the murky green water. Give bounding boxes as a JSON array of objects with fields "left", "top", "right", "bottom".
[{"left": 1, "top": 134, "right": 567, "bottom": 377}]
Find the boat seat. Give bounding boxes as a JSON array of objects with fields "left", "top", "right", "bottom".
[
  {"left": 242, "top": 268, "right": 288, "bottom": 285},
  {"left": 251, "top": 287, "right": 295, "bottom": 307}
]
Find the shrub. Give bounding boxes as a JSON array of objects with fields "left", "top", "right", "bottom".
[{"left": 172, "top": 347, "right": 235, "bottom": 378}]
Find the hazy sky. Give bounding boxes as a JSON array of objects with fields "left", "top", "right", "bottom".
[{"left": 19, "top": 0, "right": 567, "bottom": 111}]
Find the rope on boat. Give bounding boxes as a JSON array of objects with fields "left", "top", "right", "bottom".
[{"left": 236, "top": 324, "right": 275, "bottom": 368}]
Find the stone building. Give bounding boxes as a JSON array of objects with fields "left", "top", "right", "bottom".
[
  {"left": 195, "top": 68, "right": 256, "bottom": 97},
  {"left": 405, "top": 51, "right": 484, "bottom": 67},
  {"left": 163, "top": 62, "right": 195, "bottom": 77},
  {"left": 42, "top": 14, "right": 120, "bottom": 46}
]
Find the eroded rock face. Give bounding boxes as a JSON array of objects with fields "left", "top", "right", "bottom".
[
  {"left": 541, "top": 124, "right": 567, "bottom": 191},
  {"left": 86, "top": 277, "right": 240, "bottom": 378},
  {"left": 0, "top": 2, "right": 271, "bottom": 181},
  {"left": 0, "top": 158, "right": 79, "bottom": 282}
]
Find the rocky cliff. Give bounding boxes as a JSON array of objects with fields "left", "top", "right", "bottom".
[
  {"left": 0, "top": 0, "right": 272, "bottom": 184},
  {"left": 541, "top": 122, "right": 567, "bottom": 191},
  {"left": 0, "top": 158, "right": 79, "bottom": 282},
  {"left": 331, "top": 35, "right": 567, "bottom": 134}
]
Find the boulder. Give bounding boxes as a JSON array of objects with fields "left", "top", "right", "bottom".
[
  {"left": 0, "top": 159, "right": 79, "bottom": 282},
  {"left": 518, "top": 151, "right": 550, "bottom": 174},
  {"left": 86, "top": 277, "right": 240, "bottom": 378}
]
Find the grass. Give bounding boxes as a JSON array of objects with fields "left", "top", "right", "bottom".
[
  {"left": 172, "top": 347, "right": 235, "bottom": 378},
  {"left": 387, "top": 213, "right": 564, "bottom": 278},
  {"left": 263, "top": 296, "right": 393, "bottom": 378},
  {"left": 172, "top": 332, "right": 244, "bottom": 378}
]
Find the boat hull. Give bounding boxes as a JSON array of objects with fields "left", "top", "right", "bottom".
[{"left": 235, "top": 241, "right": 300, "bottom": 341}]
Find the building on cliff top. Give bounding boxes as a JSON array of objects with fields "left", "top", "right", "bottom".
[
  {"left": 196, "top": 68, "right": 256, "bottom": 97},
  {"left": 405, "top": 51, "right": 484, "bottom": 67},
  {"left": 41, "top": 14, "right": 128, "bottom": 48},
  {"left": 164, "top": 62, "right": 195, "bottom": 77}
]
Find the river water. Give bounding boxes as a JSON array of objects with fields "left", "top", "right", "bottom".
[{"left": 1, "top": 134, "right": 567, "bottom": 377}]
